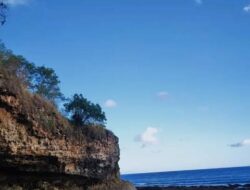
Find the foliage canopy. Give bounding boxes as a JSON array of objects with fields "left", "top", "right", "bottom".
[
  {"left": 0, "top": 42, "right": 107, "bottom": 128},
  {"left": 0, "top": 43, "right": 64, "bottom": 104},
  {"left": 64, "top": 94, "right": 106, "bottom": 126}
]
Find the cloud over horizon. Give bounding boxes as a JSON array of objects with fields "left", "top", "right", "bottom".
[
  {"left": 230, "top": 139, "right": 250, "bottom": 148},
  {"left": 156, "top": 91, "right": 169, "bottom": 100},
  {"left": 104, "top": 99, "right": 117, "bottom": 108},
  {"left": 135, "top": 127, "right": 159, "bottom": 148}
]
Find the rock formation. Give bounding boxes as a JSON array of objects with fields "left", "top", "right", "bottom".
[{"left": 0, "top": 71, "right": 135, "bottom": 190}]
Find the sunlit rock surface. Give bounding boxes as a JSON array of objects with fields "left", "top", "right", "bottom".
[{"left": 0, "top": 72, "right": 135, "bottom": 190}]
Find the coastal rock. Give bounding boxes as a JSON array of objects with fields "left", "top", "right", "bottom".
[{"left": 0, "top": 73, "right": 135, "bottom": 189}]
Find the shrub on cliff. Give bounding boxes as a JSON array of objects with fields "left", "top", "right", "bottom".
[
  {"left": 0, "top": 42, "right": 107, "bottom": 132},
  {"left": 64, "top": 94, "right": 106, "bottom": 127},
  {"left": 0, "top": 43, "right": 64, "bottom": 105},
  {"left": 29, "top": 66, "right": 64, "bottom": 104}
]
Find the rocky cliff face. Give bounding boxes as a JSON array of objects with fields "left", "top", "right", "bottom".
[{"left": 0, "top": 73, "right": 135, "bottom": 190}]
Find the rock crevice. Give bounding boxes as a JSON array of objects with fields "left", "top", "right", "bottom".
[{"left": 0, "top": 74, "right": 135, "bottom": 190}]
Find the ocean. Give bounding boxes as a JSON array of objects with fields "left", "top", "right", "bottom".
[{"left": 122, "top": 166, "right": 250, "bottom": 187}]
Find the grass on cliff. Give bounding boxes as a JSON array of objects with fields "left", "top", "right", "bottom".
[
  {"left": 0, "top": 66, "right": 111, "bottom": 142},
  {"left": 0, "top": 42, "right": 111, "bottom": 143}
]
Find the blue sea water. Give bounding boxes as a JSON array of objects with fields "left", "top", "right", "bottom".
[{"left": 122, "top": 166, "right": 250, "bottom": 187}]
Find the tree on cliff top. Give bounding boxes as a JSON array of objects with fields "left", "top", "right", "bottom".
[
  {"left": 0, "top": 43, "right": 64, "bottom": 105},
  {"left": 64, "top": 94, "right": 106, "bottom": 126},
  {"left": 0, "top": 43, "right": 106, "bottom": 127},
  {"left": 30, "top": 66, "right": 64, "bottom": 104}
]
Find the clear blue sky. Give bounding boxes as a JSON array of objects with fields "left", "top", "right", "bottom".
[{"left": 1, "top": 0, "right": 250, "bottom": 174}]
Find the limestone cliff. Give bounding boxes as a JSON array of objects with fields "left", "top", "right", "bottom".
[{"left": 0, "top": 71, "right": 135, "bottom": 190}]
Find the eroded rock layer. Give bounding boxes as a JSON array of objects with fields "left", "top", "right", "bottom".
[{"left": 0, "top": 72, "right": 135, "bottom": 190}]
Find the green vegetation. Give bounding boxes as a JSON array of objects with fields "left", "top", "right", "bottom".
[
  {"left": 30, "top": 65, "right": 64, "bottom": 104},
  {"left": 0, "top": 5, "right": 107, "bottom": 129},
  {"left": 0, "top": 42, "right": 107, "bottom": 129},
  {"left": 0, "top": 43, "right": 64, "bottom": 105},
  {"left": 64, "top": 94, "right": 106, "bottom": 126}
]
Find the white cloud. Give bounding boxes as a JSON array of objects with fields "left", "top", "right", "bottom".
[
  {"left": 104, "top": 99, "right": 117, "bottom": 108},
  {"left": 195, "top": 0, "right": 202, "bottom": 4},
  {"left": 3, "top": 0, "right": 30, "bottom": 6},
  {"left": 243, "top": 5, "right": 250, "bottom": 12},
  {"left": 157, "top": 91, "right": 169, "bottom": 100},
  {"left": 197, "top": 106, "right": 209, "bottom": 112},
  {"left": 135, "top": 127, "right": 159, "bottom": 148},
  {"left": 230, "top": 139, "right": 250, "bottom": 148}
]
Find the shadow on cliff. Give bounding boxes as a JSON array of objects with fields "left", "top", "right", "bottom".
[{"left": 0, "top": 63, "right": 135, "bottom": 189}]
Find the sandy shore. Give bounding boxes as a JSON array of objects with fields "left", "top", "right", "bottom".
[{"left": 136, "top": 184, "right": 250, "bottom": 190}]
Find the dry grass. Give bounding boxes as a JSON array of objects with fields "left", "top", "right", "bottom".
[
  {"left": 0, "top": 67, "right": 72, "bottom": 137},
  {"left": 0, "top": 66, "right": 111, "bottom": 143},
  {"left": 81, "top": 125, "right": 108, "bottom": 141}
]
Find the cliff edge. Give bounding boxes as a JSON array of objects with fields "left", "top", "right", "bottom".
[{"left": 0, "top": 71, "right": 135, "bottom": 190}]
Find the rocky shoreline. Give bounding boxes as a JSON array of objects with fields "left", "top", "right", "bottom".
[{"left": 137, "top": 184, "right": 250, "bottom": 190}]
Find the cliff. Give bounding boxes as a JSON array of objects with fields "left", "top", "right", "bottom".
[{"left": 0, "top": 71, "right": 135, "bottom": 190}]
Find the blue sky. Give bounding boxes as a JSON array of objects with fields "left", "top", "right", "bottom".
[{"left": 1, "top": 0, "right": 250, "bottom": 174}]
